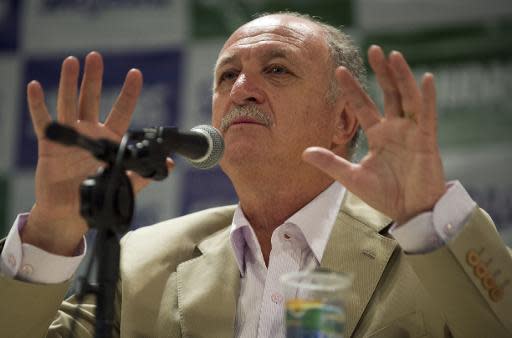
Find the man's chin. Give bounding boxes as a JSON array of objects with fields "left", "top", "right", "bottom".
[{"left": 221, "top": 146, "right": 264, "bottom": 171}]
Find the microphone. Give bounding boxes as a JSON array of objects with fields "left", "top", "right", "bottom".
[
  {"left": 45, "top": 123, "right": 224, "bottom": 179},
  {"left": 139, "top": 125, "right": 224, "bottom": 170}
]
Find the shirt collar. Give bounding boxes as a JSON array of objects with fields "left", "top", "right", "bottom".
[
  {"left": 229, "top": 182, "right": 345, "bottom": 275},
  {"left": 287, "top": 181, "right": 345, "bottom": 262},
  {"left": 230, "top": 207, "right": 256, "bottom": 274}
]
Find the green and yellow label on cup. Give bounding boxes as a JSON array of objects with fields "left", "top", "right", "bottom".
[{"left": 281, "top": 270, "right": 352, "bottom": 338}]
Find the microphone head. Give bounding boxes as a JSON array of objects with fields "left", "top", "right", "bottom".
[{"left": 188, "top": 125, "right": 224, "bottom": 169}]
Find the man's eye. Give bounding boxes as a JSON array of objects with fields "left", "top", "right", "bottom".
[
  {"left": 266, "top": 65, "right": 288, "bottom": 75},
  {"left": 219, "top": 70, "right": 238, "bottom": 82}
]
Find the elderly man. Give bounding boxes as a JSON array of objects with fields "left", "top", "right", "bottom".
[{"left": 1, "top": 12, "right": 511, "bottom": 338}]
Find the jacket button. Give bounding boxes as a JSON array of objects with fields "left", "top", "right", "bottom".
[
  {"left": 489, "top": 287, "right": 504, "bottom": 302},
  {"left": 483, "top": 275, "right": 497, "bottom": 291},
  {"left": 474, "top": 263, "right": 487, "bottom": 279},
  {"left": 466, "top": 249, "right": 479, "bottom": 267}
]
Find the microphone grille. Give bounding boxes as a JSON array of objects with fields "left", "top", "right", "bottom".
[{"left": 188, "top": 125, "right": 224, "bottom": 169}]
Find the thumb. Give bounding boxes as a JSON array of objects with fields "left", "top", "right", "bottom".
[
  {"left": 128, "top": 172, "right": 152, "bottom": 194},
  {"left": 302, "top": 147, "right": 356, "bottom": 185},
  {"left": 128, "top": 157, "right": 175, "bottom": 194}
]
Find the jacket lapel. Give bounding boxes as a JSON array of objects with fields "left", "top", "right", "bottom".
[
  {"left": 176, "top": 226, "right": 240, "bottom": 338},
  {"left": 321, "top": 192, "right": 398, "bottom": 337}
]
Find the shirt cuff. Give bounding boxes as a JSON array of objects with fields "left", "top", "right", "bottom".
[
  {"left": 389, "top": 181, "right": 477, "bottom": 254},
  {"left": 0, "top": 213, "right": 86, "bottom": 283}
]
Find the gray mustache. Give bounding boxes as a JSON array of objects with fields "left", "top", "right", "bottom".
[{"left": 220, "top": 105, "right": 273, "bottom": 132}]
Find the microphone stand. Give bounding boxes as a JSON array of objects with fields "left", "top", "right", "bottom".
[
  {"left": 80, "top": 135, "right": 132, "bottom": 338},
  {"left": 46, "top": 123, "right": 170, "bottom": 338}
]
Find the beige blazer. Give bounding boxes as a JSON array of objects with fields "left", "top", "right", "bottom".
[{"left": 1, "top": 192, "right": 511, "bottom": 337}]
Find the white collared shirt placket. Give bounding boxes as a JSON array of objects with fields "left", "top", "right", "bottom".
[{"left": 235, "top": 223, "right": 316, "bottom": 338}]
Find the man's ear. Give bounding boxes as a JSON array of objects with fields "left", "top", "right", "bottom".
[
  {"left": 329, "top": 67, "right": 359, "bottom": 156},
  {"left": 331, "top": 106, "right": 359, "bottom": 152}
]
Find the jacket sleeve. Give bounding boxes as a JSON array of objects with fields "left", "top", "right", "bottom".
[
  {"left": 404, "top": 208, "right": 512, "bottom": 337},
  {"left": 0, "top": 239, "right": 121, "bottom": 338}
]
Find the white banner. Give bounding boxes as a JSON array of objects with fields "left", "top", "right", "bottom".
[
  {"left": 357, "top": 0, "right": 512, "bottom": 31},
  {"left": 22, "top": 0, "right": 188, "bottom": 54}
]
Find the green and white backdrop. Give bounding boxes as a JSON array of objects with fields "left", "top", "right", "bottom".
[{"left": 0, "top": 0, "right": 511, "bottom": 246}]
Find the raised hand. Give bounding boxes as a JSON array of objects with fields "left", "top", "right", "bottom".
[
  {"left": 303, "top": 45, "right": 446, "bottom": 224},
  {"left": 22, "top": 52, "right": 170, "bottom": 255}
]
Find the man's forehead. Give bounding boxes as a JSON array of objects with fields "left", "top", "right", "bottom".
[
  {"left": 217, "top": 15, "right": 327, "bottom": 66},
  {"left": 240, "top": 15, "right": 319, "bottom": 38}
]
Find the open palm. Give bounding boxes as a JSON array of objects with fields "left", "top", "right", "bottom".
[
  {"left": 304, "top": 46, "right": 446, "bottom": 224},
  {"left": 24, "top": 52, "right": 161, "bottom": 255}
]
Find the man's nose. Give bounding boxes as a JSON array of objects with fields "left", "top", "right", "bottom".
[{"left": 230, "top": 73, "right": 265, "bottom": 105}]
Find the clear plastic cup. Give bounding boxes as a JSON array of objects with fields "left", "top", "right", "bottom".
[{"left": 280, "top": 270, "right": 352, "bottom": 338}]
